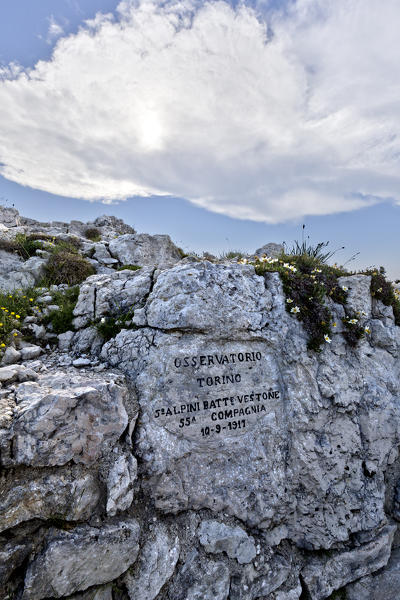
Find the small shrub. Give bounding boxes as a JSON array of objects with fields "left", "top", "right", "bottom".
[
  {"left": 117, "top": 264, "right": 142, "bottom": 272},
  {"left": 43, "top": 287, "right": 79, "bottom": 334},
  {"left": 84, "top": 227, "right": 101, "bottom": 242},
  {"left": 44, "top": 250, "right": 95, "bottom": 285},
  {"left": 95, "top": 308, "right": 135, "bottom": 341},
  {"left": 220, "top": 250, "right": 245, "bottom": 260},
  {"left": 364, "top": 267, "right": 400, "bottom": 326},
  {"left": 0, "top": 288, "right": 40, "bottom": 347}
]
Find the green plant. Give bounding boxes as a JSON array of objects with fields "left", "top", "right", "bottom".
[
  {"left": 84, "top": 227, "right": 101, "bottom": 242},
  {"left": 220, "top": 250, "right": 245, "bottom": 260},
  {"left": 363, "top": 267, "right": 400, "bottom": 326},
  {"left": 94, "top": 307, "right": 135, "bottom": 341},
  {"left": 117, "top": 264, "right": 142, "bottom": 271},
  {"left": 0, "top": 288, "right": 40, "bottom": 348},
  {"left": 44, "top": 249, "right": 95, "bottom": 285},
  {"left": 43, "top": 286, "right": 79, "bottom": 334}
]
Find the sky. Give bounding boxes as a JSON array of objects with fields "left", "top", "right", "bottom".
[{"left": 0, "top": 0, "right": 399, "bottom": 278}]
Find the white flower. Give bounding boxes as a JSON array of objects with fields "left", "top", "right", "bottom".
[
  {"left": 324, "top": 334, "right": 331, "bottom": 343},
  {"left": 348, "top": 318, "right": 358, "bottom": 324},
  {"left": 100, "top": 317, "right": 106, "bottom": 324},
  {"left": 286, "top": 298, "right": 294, "bottom": 303},
  {"left": 291, "top": 306, "right": 300, "bottom": 314},
  {"left": 341, "top": 286, "right": 348, "bottom": 291}
]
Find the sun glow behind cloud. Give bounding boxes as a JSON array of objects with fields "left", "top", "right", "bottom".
[{"left": 0, "top": 0, "right": 399, "bottom": 223}]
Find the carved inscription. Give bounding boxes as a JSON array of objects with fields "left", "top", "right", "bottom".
[{"left": 152, "top": 349, "right": 280, "bottom": 441}]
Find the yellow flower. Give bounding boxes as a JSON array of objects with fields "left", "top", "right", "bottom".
[
  {"left": 10, "top": 312, "right": 15, "bottom": 315},
  {"left": 332, "top": 322, "right": 337, "bottom": 327},
  {"left": 365, "top": 327, "right": 371, "bottom": 334},
  {"left": 13, "top": 332, "right": 18, "bottom": 337},
  {"left": 29, "top": 298, "right": 33, "bottom": 302},
  {"left": 0, "top": 343, "right": 5, "bottom": 348},
  {"left": 16, "top": 315, "right": 20, "bottom": 319},
  {"left": 0, "top": 323, "right": 2, "bottom": 327}
]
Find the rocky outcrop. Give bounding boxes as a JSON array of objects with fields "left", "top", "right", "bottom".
[
  {"left": 108, "top": 233, "right": 182, "bottom": 268},
  {"left": 1, "top": 205, "right": 400, "bottom": 600}
]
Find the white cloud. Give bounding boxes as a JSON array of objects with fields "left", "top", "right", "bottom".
[
  {"left": 46, "top": 16, "right": 65, "bottom": 43},
  {"left": 0, "top": 0, "right": 400, "bottom": 223}
]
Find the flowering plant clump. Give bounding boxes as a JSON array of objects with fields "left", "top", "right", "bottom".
[
  {"left": 94, "top": 306, "right": 136, "bottom": 341},
  {"left": 342, "top": 311, "right": 366, "bottom": 347},
  {"left": 251, "top": 253, "right": 348, "bottom": 351},
  {"left": 0, "top": 289, "right": 40, "bottom": 349},
  {"left": 364, "top": 267, "right": 400, "bottom": 326}
]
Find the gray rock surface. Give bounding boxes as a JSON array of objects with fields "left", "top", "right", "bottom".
[
  {"left": 73, "top": 268, "right": 153, "bottom": 329},
  {"left": 198, "top": 520, "right": 256, "bottom": 564},
  {"left": 22, "top": 519, "right": 140, "bottom": 599},
  {"left": 346, "top": 547, "right": 400, "bottom": 600},
  {"left": 108, "top": 233, "right": 182, "bottom": 268},
  {"left": 0, "top": 471, "right": 100, "bottom": 532},
  {"left": 124, "top": 522, "right": 180, "bottom": 600},
  {"left": 106, "top": 452, "right": 137, "bottom": 516},
  {"left": 0, "top": 206, "right": 20, "bottom": 227},
  {"left": 170, "top": 553, "right": 230, "bottom": 600},
  {"left": 301, "top": 524, "right": 396, "bottom": 599},
  {"left": 1, "top": 371, "right": 128, "bottom": 467},
  {"left": 254, "top": 242, "right": 284, "bottom": 257},
  {"left": 1, "top": 346, "right": 21, "bottom": 365}
]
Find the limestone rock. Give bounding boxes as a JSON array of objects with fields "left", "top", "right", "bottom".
[
  {"left": 73, "top": 268, "right": 153, "bottom": 329},
  {"left": 301, "top": 524, "right": 396, "bottom": 599},
  {"left": 338, "top": 274, "right": 372, "bottom": 316},
  {"left": 108, "top": 233, "right": 182, "bottom": 268},
  {"left": 198, "top": 520, "right": 256, "bottom": 564},
  {"left": 68, "top": 585, "right": 113, "bottom": 600},
  {"left": 106, "top": 453, "right": 137, "bottom": 516},
  {"left": 229, "top": 549, "right": 293, "bottom": 600},
  {"left": 0, "top": 538, "right": 33, "bottom": 593},
  {"left": 346, "top": 547, "right": 400, "bottom": 600},
  {"left": 1, "top": 346, "right": 21, "bottom": 365},
  {"left": 93, "top": 215, "right": 135, "bottom": 236},
  {"left": 20, "top": 344, "right": 42, "bottom": 361},
  {"left": 254, "top": 242, "right": 284, "bottom": 258},
  {"left": 1, "top": 371, "right": 128, "bottom": 467},
  {"left": 145, "top": 261, "right": 271, "bottom": 333},
  {"left": 22, "top": 519, "right": 140, "bottom": 599},
  {"left": 0, "top": 471, "right": 100, "bottom": 532},
  {"left": 170, "top": 553, "right": 230, "bottom": 600},
  {"left": 124, "top": 522, "right": 180, "bottom": 600},
  {"left": 92, "top": 243, "right": 118, "bottom": 266},
  {"left": 0, "top": 206, "right": 20, "bottom": 227}
]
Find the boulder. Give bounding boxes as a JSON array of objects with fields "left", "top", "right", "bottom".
[
  {"left": 0, "top": 206, "right": 20, "bottom": 227},
  {"left": 254, "top": 242, "right": 284, "bottom": 258},
  {"left": 1, "top": 371, "right": 129, "bottom": 467},
  {"left": 124, "top": 522, "right": 180, "bottom": 600},
  {"left": 22, "top": 519, "right": 140, "bottom": 599},
  {"left": 346, "top": 547, "right": 400, "bottom": 600},
  {"left": 108, "top": 233, "right": 182, "bottom": 268},
  {"left": 0, "top": 471, "right": 100, "bottom": 532},
  {"left": 301, "top": 524, "right": 396, "bottom": 599},
  {"left": 73, "top": 268, "right": 154, "bottom": 329}
]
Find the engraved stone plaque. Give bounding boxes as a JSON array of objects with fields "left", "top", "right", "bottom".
[{"left": 148, "top": 341, "right": 281, "bottom": 442}]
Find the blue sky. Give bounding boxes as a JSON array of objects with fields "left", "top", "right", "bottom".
[{"left": 0, "top": 0, "right": 399, "bottom": 278}]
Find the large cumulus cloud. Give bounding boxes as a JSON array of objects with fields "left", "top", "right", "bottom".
[{"left": 0, "top": 0, "right": 399, "bottom": 222}]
